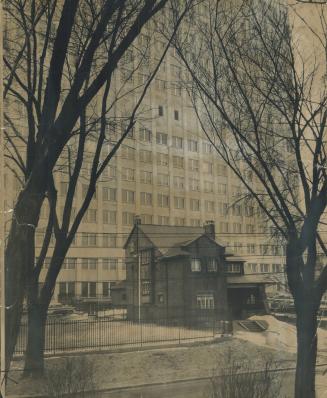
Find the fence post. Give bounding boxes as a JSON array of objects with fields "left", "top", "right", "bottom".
[
  {"left": 53, "top": 321, "right": 56, "bottom": 355},
  {"left": 140, "top": 319, "right": 143, "bottom": 347},
  {"left": 212, "top": 315, "right": 215, "bottom": 338},
  {"left": 179, "top": 321, "right": 181, "bottom": 345}
]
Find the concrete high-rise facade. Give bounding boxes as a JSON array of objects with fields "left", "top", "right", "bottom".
[
  {"left": 48, "top": 41, "right": 286, "bottom": 303},
  {"left": 3, "top": 3, "right": 287, "bottom": 308}
]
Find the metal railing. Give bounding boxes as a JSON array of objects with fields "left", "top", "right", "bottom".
[{"left": 15, "top": 314, "right": 232, "bottom": 356}]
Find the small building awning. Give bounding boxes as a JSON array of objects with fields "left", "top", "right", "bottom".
[
  {"left": 225, "top": 253, "right": 246, "bottom": 262},
  {"left": 227, "top": 274, "right": 276, "bottom": 288}
]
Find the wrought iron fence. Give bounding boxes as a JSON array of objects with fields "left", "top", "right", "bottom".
[{"left": 15, "top": 314, "right": 232, "bottom": 356}]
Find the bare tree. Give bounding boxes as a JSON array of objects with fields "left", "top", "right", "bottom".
[
  {"left": 175, "top": 1, "right": 327, "bottom": 397},
  {"left": 3, "top": 0, "right": 193, "bottom": 376}
]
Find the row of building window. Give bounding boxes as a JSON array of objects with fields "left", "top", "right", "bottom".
[
  {"left": 59, "top": 179, "right": 247, "bottom": 201},
  {"left": 191, "top": 258, "right": 218, "bottom": 273},
  {"left": 140, "top": 284, "right": 216, "bottom": 309},
  {"left": 41, "top": 257, "right": 126, "bottom": 270},
  {"left": 232, "top": 243, "right": 285, "bottom": 256},
  {"left": 58, "top": 281, "right": 115, "bottom": 298},
  {"left": 247, "top": 263, "right": 284, "bottom": 274},
  {"left": 139, "top": 132, "right": 202, "bottom": 152},
  {"left": 138, "top": 131, "right": 218, "bottom": 156},
  {"left": 54, "top": 189, "right": 256, "bottom": 220},
  {"left": 100, "top": 169, "right": 228, "bottom": 186},
  {"left": 36, "top": 233, "right": 117, "bottom": 248},
  {"left": 101, "top": 189, "right": 254, "bottom": 214},
  {"left": 44, "top": 255, "right": 284, "bottom": 273},
  {"left": 56, "top": 137, "right": 285, "bottom": 180},
  {"left": 190, "top": 259, "right": 243, "bottom": 274},
  {"left": 93, "top": 163, "right": 227, "bottom": 183},
  {"left": 99, "top": 120, "right": 221, "bottom": 154},
  {"left": 120, "top": 70, "right": 183, "bottom": 97},
  {"left": 103, "top": 180, "right": 229, "bottom": 197},
  {"left": 118, "top": 136, "right": 216, "bottom": 158}
]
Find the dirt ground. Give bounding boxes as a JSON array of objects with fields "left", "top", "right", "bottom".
[{"left": 7, "top": 338, "right": 295, "bottom": 397}]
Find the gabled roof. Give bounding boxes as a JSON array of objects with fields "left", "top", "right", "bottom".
[
  {"left": 123, "top": 224, "right": 225, "bottom": 256},
  {"left": 159, "top": 246, "right": 190, "bottom": 259},
  {"left": 137, "top": 224, "right": 204, "bottom": 253}
]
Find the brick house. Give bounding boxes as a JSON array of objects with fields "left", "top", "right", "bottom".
[{"left": 121, "top": 219, "right": 272, "bottom": 320}]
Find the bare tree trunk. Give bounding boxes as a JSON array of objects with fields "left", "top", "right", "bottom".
[
  {"left": 295, "top": 303, "right": 318, "bottom": 398},
  {"left": 5, "top": 234, "right": 30, "bottom": 374},
  {"left": 5, "top": 172, "right": 46, "bottom": 373},
  {"left": 23, "top": 301, "right": 47, "bottom": 377},
  {"left": 23, "top": 244, "right": 67, "bottom": 375}
]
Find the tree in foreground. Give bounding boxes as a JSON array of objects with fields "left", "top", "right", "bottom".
[
  {"left": 3, "top": 0, "right": 192, "bottom": 376},
  {"left": 176, "top": 1, "right": 327, "bottom": 397}
]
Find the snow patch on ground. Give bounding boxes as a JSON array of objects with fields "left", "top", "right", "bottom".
[{"left": 235, "top": 315, "right": 327, "bottom": 358}]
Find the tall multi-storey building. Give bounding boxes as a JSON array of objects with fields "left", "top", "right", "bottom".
[{"left": 3, "top": 3, "right": 287, "bottom": 309}]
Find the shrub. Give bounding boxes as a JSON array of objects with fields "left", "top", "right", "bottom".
[
  {"left": 43, "top": 356, "right": 96, "bottom": 397},
  {"left": 208, "top": 348, "right": 284, "bottom": 398}
]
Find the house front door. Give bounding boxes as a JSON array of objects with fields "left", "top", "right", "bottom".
[
  {"left": 227, "top": 287, "right": 264, "bottom": 319},
  {"left": 227, "top": 289, "right": 243, "bottom": 319}
]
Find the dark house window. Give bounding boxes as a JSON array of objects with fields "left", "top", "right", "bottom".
[
  {"left": 81, "top": 282, "right": 97, "bottom": 297},
  {"left": 81, "top": 282, "right": 88, "bottom": 297},
  {"left": 207, "top": 258, "right": 218, "bottom": 272},
  {"left": 67, "top": 282, "right": 75, "bottom": 296},
  {"left": 158, "top": 105, "right": 164, "bottom": 116},
  {"left": 225, "top": 263, "right": 241, "bottom": 274},
  {"left": 140, "top": 250, "right": 151, "bottom": 264},
  {"left": 157, "top": 293, "right": 164, "bottom": 304},
  {"left": 174, "top": 110, "right": 179, "bottom": 120},
  {"left": 142, "top": 280, "right": 152, "bottom": 296},
  {"left": 140, "top": 250, "right": 152, "bottom": 280},
  {"left": 59, "top": 282, "right": 66, "bottom": 296},
  {"left": 247, "top": 294, "right": 256, "bottom": 305},
  {"left": 191, "top": 258, "right": 201, "bottom": 272},
  {"left": 103, "top": 282, "right": 110, "bottom": 297},
  {"left": 197, "top": 294, "right": 214, "bottom": 309},
  {"left": 58, "top": 282, "right": 75, "bottom": 302},
  {"left": 89, "top": 282, "right": 96, "bottom": 297},
  {"left": 156, "top": 132, "right": 168, "bottom": 145}
]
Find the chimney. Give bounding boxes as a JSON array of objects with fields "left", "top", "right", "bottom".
[
  {"left": 204, "top": 220, "right": 215, "bottom": 240},
  {"left": 134, "top": 215, "right": 141, "bottom": 226}
]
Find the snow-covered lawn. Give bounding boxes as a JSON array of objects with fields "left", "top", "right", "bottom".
[
  {"left": 235, "top": 315, "right": 327, "bottom": 362},
  {"left": 10, "top": 316, "right": 327, "bottom": 397},
  {"left": 8, "top": 338, "right": 295, "bottom": 397}
]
